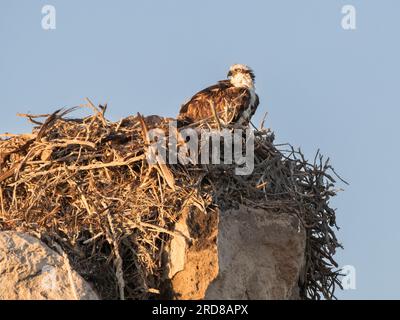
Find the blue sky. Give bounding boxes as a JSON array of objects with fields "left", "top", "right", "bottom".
[{"left": 1, "top": 0, "right": 399, "bottom": 299}]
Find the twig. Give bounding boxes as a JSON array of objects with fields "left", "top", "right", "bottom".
[{"left": 210, "top": 101, "right": 222, "bottom": 131}]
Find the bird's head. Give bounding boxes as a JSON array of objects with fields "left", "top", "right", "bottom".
[{"left": 227, "top": 64, "right": 255, "bottom": 89}]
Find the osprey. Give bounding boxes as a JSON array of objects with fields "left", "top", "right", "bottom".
[{"left": 178, "top": 64, "right": 259, "bottom": 127}]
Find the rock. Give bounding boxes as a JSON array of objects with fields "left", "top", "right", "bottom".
[
  {"left": 164, "top": 205, "right": 306, "bottom": 300},
  {"left": 164, "top": 212, "right": 191, "bottom": 280},
  {"left": 163, "top": 208, "right": 219, "bottom": 300},
  {"left": 205, "top": 206, "right": 306, "bottom": 300},
  {"left": 0, "top": 231, "right": 99, "bottom": 300}
]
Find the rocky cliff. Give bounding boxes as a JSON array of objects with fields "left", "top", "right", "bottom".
[
  {"left": 0, "top": 105, "right": 344, "bottom": 300},
  {"left": 0, "top": 232, "right": 98, "bottom": 300}
]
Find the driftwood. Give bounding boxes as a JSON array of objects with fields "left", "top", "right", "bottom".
[{"left": 0, "top": 103, "right": 346, "bottom": 300}]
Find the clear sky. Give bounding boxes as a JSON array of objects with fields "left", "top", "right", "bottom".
[{"left": 1, "top": 0, "right": 399, "bottom": 299}]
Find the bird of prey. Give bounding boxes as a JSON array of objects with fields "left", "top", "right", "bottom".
[{"left": 178, "top": 64, "right": 259, "bottom": 128}]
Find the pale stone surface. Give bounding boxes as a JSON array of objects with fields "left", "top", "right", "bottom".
[
  {"left": 165, "top": 215, "right": 190, "bottom": 279},
  {"left": 164, "top": 205, "right": 306, "bottom": 300},
  {"left": 205, "top": 206, "right": 306, "bottom": 300},
  {"left": 0, "top": 231, "right": 99, "bottom": 300}
]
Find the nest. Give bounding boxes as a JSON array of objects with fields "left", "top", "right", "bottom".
[{"left": 0, "top": 102, "right": 346, "bottom": 300}]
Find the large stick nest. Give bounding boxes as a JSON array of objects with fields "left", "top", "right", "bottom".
[{"left": 0, "top": 103, "right": 346, "bottom": 300}]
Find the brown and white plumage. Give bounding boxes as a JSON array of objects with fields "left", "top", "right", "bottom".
[{"left": 178, "top": 64, "right": 259, "bottom": 127}]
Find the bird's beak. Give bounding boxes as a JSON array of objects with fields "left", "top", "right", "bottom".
[{"left": 227, "top": 71, "right": 232, "bottom": 78}]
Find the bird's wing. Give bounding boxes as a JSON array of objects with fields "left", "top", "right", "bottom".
[
  {"left": 252, "top": 94, "right": 260, "bottom": 117},
  {"left": 178, "top": 80, "right": 232, "bottom": 124}
]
